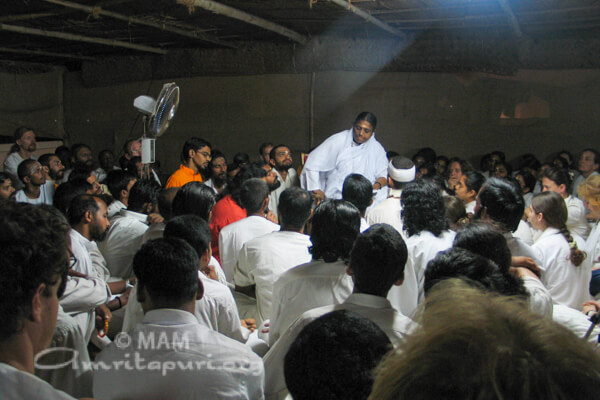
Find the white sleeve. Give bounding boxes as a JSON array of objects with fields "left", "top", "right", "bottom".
[{"left": 59, "top": 276, "right": 109, "bottom": 313}]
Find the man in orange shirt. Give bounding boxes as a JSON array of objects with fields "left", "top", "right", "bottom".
[{"left": 166, "top": 137, "right": 212, "bottom": 188}]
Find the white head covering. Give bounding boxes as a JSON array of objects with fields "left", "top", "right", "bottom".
[{"left": 388, "top": 161, "right": 415, "bottom": 182}]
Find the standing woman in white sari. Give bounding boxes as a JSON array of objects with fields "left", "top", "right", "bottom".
[
  {"left": 577, "top": 175, "right": 600, "bottom": 297},
  {"left": 300, "top": 112, "right": 388, "bottom": 204},
  {"left": 527, "top": 190, "right": 591, "bottom": 309}
]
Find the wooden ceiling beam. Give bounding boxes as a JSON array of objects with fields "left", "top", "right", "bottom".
[
  {"left": 41, "top": 0, "right": 235, "bottom": 48},
  {"left": 178, "top": 0, "right": 308, "bottom": 44},
  {"left": 327, "top": 0, "right": 405, "bottom": 37},
  {"left": 0, "top": 23, "right": 168, "bottom": 55}
]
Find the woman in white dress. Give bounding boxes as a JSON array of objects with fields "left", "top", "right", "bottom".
[
  {"left": 527, "top": 191, "right": 591, "bottom": 309},
  {"left": 577, "top": 175, "right": 600, "bottom": 296}
]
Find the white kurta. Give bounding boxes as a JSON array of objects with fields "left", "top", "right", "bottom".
[
  {"left": 268, "top": 168, "right": 299, "bottom": 219},
  {"left": 565, "top": 195, "right": 590, "bottom": 239},
  {"left": 387, "top": 230, "right": 455, "bottom": 318},
  {"left": 94, "top": 309, "right": 265, "bottom": 400},
  {"left": 35, "top": 307, "right": 94, "bottom": 398},
  {"left": 521, "top": 275, "right": 553, "bottom": 318},
  {"left": 14, "top": 181, "right": 54, "bottom": 205},
  {"left": 585, "top": 221, "right": 600, "bottom": 271},
  {"left": 366, "top": 188, "right": 405, "bottom": 237},
  {"left": 107, "top": 199, "right": 126, "bottom": 221},
  {"left": 552, "top": 304, "right": 600, "bottom": 345},
  {"left": 504, "top": 232, "right": 542, "bottom": 266},
  {"left": 532, "top": 227, "right": 592, "bottom": 309},
  {"left": 98, "top": 209, "right": 148, "bottom": 279},
  {"left": 219, "top": 215, "right": 280, "bottom": 283},
  {"left": 269, "top": 259, "right": 353, "bottom": 345},
  {"left": 123, "top": 272, "right": 249, "bottom": 343},
  {"left": 263, "top": 293, "right": 416, "bottom": 399},
  {"left": 300, "top": 129, "right": 387, "bottom": 200},
  {"left": 0, "top": 363, "right": 75, "bottom": 400},
  {"left": 235, "top": 230, "right": 312, "bottom": 323}
]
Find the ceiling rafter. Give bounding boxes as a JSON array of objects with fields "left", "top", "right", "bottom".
[
  {"left": 326, "top": 0, "right": 405, "bottom": 37},
  {"left": 177, "top": 0, "right": 308, "bottom": 44},
  {"left": 0, "top": 23, "right": 168, "bottom": 54},
  {"left": 41, "top": 0, "right": 236, "bottom": 48}
]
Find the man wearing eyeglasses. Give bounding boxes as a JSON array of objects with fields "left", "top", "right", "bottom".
[
  {"left": 165, "top": 137, "right": 212, "bottom": 188},
  {"left": 268, "top": 144, "right": 299, "bottom": 219}
]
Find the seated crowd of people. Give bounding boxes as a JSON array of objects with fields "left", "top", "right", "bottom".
[{"left": 1, "top": 126, "right": 600, "bottom": 399}]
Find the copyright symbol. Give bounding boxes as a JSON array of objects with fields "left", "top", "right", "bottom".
[{"left": 114, "top": 332, "right": 131, "bottom": 349}]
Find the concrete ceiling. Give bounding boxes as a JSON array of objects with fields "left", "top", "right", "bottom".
[{"left": 2, "top": 0, "right": 600, "bottom": 73}]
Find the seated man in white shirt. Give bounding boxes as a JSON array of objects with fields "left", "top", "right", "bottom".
[
  {"left": 387, "top": 179, "right": 455, "bottom": 318},
  {"left": 104, "top": 170, "right": 136, "bottom": 220},
  {"left": 267, "top": 144, "right": 299, "bottom": 220},
  {"left": 99, "top": 179, "right": 160, "bottom": 279},
  {"left": 366, "top": 156, "right": 416, "bottom": 237},
  {"left": 0, "top": 202, "right": 77, "bottom": 400},
  {"left": 235, "top": 186, "right": 313, "bottom": 324},
  {"left": 94, "top": 238, "right": 265, "bottom": 400},
  {"left": 220, "top": 178, "right": 280, "bottom": 284},
  {"left": 264, "top": 224, "right": 416, "bottom": 399},
  {"left": 342, "top": 173, "right": 373, "bottom": 232},
  {"left": 284, "top": 311, "right": 392, "bottom": 400},
  {"left": 269, "top": 199, "right": 360, "bottom": 345},
  {"left": 14, "top": 159, "right": 54, "bottom": 205}
]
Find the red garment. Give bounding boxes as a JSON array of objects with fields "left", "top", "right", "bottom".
[{"left": 209, "top": 194, "right": 247, "bottom": 263}]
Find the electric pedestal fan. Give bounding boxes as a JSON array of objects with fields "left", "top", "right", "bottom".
[{"left": 133, "top": 82, "right": 180, "bottom": 180}]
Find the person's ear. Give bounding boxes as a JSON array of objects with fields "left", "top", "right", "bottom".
[
  {"left": 120, "top": 189, "right": 129, "bottom": 200},
  {"left": 29, "top": 284, "right": 45, "bottom": 323},
  {"left": 559, "top": 184, "right": 567, "bottom": 193},
  {"left": 468, "top": 189, "right": 476, "bottom": 199},
  {"left": 269, "top": 158, "right": 276, "bottom": 168},
  {"left": 196, "top": 277, "right": 204, "bottom": 301},
  {"left": 84, "top": 210, "right": 94, "bottom": 224},
  {"left": 188, "top": 149, "right": 196, "bottom": 160}
]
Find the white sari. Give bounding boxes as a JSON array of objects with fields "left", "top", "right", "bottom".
[{"left": 300, "top": 128, "right": 388, "bottom": 200}]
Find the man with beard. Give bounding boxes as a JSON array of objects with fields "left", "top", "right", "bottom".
[
  {"left": 268, "top": 144, "right": 299, "bottom": 219},
  {"left": 61, "top": 143, "right": 94, "bottom": 183},
  {"left": 3, "top": 126, "right": 37, "bottom": 190},
  {"left": 204, "top": 150, "right": 228, "bottom": 195},
  {"left": 68, "top": 194, "right": 131, "bottom": 336},
  {"left": 14, "top": 159, "right": 54, "bottom": 205},
  {"left": 68, "top": 165, "right": 103, "bottom": 196},
  {"left": 94, "top": 149, "right": 120, "bottom": 183},
  {"left": 39, "top": 153, "right": 66, "bottom": 187},
  {"left": 166, "top": 137, "right": 211, "bottom": 188}
]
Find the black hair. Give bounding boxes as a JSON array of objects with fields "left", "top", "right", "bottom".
[
  {"left": 164, "top": 215, "right": 211, "bottom": 257},
  {"left": 402, "top": 179, "right": 448, "bottom": 237},
  {"left": 386, "top": 151, "right": 399, "bottom": 160},
  {"left": 491, "top": 150, "right": 506, "bottom": 162},
  {"left": 53, "top": 180, "right": 92, "bottom": 216},
  {"left": 416, "top": 147, "right": 437, "bottom": 165},
  {"left": 389, "top": 156, "right": 415, "bottom": 188},
  {"left": 517, "top": 170, "right": 537, "bottom": 193},
  {"left": 0, "top": 202, "right": 70, "bottom": 340},
  {"left": 354, "top": 111, "right": 377, "bottom": 130},
  {"left": 424, "top": 248, "right": 527, "bottom": 298},
  {"left": 310, "top": 200, "right": 360, "bottom": 263},
  {"left": 38, "top": 153, "right": 57, "bottom": 168},
  {"left": 226, "top": 163, "right": 268, "bottom": 206},
  {"left": 269, "top": 144, "right": 289, "bottom": 161},
  {"left": 17, "top": 159, "right": 38, "bottom": 183},
  {"left": 448, "top": 157, "right": 474, "bottom": 175},
  {"left": 68, "top": 165, "right": 94, "bottom": 183},
  {"left": 259, "top": 142, "right": 273, "bottom": 155},
  {"left": 476, "top": 177, "right": 524, "bottom": 232},
  {"left": 558, "top": 150, "right": 574, "bottom": 167},
  {"left": 233, "top": 152, "right": 250, "bottom": 167},
  {"left": 493, "top": 160, "right": 513, "bottom": 177},
  {"left": 125, "top": 156, "right": 142, "bottom": 176},
  {"left": 239, "top": 178, "right": 269, "bottom": 215},
  {"left": 105, "top": 170, "right": 136, "bottom": 202},
  {"left": 284, "top": 310, "right": 391, "bottom": 400},
  {"left": 0, "top": 172, "right": 10, "bottom": 184},
  {"left": 543, "top": 167, "right": 572, "bottom": 192},
  {"left": 157, "top": 187, "right": 180, "bottom": 221},
  {"left": 13, "top": 126, "right": 34, "bottom": 142},
  {"left": 350, "top": 224, "right": 408, "bottom": 297},
  {"left": 553, "top": 157, "right": 569, "bottom": 170},
  {"left": 181, "top": 137, "right": 211, "bottom": 163},
  {"left": 133, "top": 238, "right": 201, "bottom": 307},
  {"left": 480, "top": 153, "right": 493, "bottom": 172},
  {"left": 342, "top": 174, "right": 373, "bottom": 214},
  {"left": 278, "top": 187, "right": 312, "bottom": 231},
  {"left": 171, "top": 182, "right": 216, "bottom": 221},
  {"left": 128, "top": 179, "right": 161, "bottom": 213},
  {"left": 519, "top": 154, "right": 541, "bottom": 173},
  {"left": 67, "top": 194, "right": 99, "bottom": 226},
  {"left": 464, "top": 171, "right": 486, "bottom": 194},
  {"left": 70, "top": 143, "right": 91, "bottom": 159},
  {"left": 454, "top": 222, "right": 512, "bottom": 274},
  {"left": 443, "top": 196, "right": 469, "bottom": 231}
]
